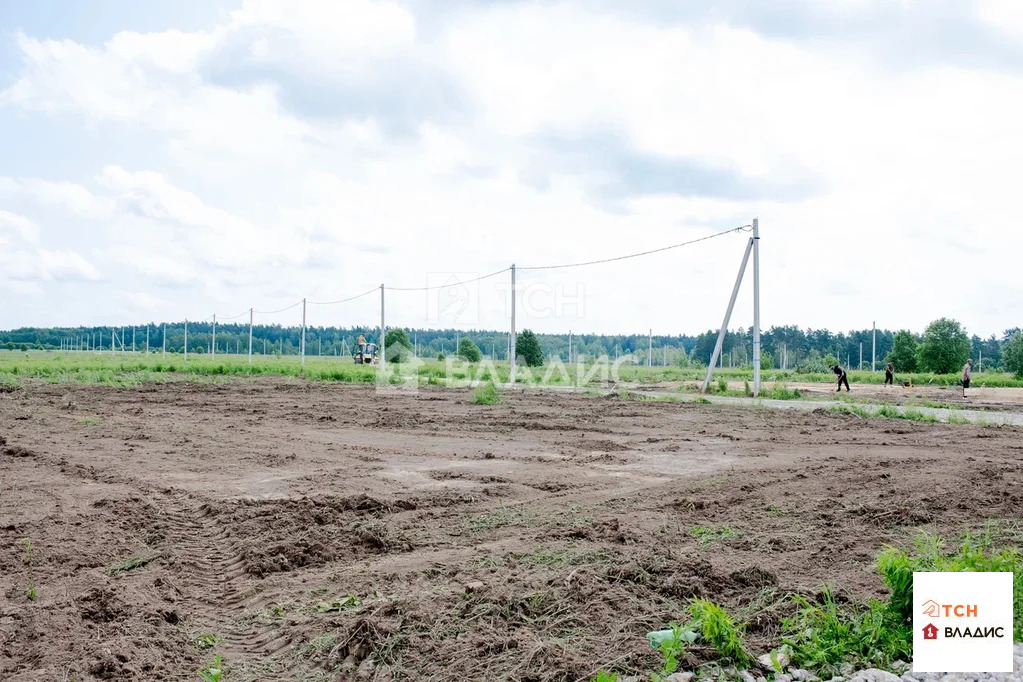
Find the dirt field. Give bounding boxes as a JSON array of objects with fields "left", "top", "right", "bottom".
[{"left": 2, "top": 380, "right": 1022, "bottom": 681}]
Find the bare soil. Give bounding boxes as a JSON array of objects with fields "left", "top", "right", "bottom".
[{"left": 2, "top": 380, "right": 1022, "bottom": 681}]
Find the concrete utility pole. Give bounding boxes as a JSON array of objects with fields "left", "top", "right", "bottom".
[
  {"left": 509, "top": 264, "right": 517, "bottom": 386},
  {"left": 162, "top": 323, "right": 166, "bottom": 357},
  {"left": 212, "top": 314, "right": 217, "bottom": 359},
  {"left": 752, "top": 218, "right": 761, "bottom": 397},
  {"left": 568, "top": 330, "right": 573, "bottom": 365},
  {"left": 132, "top": 327, "right": 136, "bottom": 353},
  {"left": 859, "top": 342, "right": 863, "bottom": 371},
  {"left": 872, "top": 321, "right": 876, "bottom": 372},
  {"left": 300, "top": 298, "right": 307, "bottom": 367},
  {"left": 248, "top": 309, "right": 253, "bottom": 364},
  {"left": 184, "top": 319, "right": 188, "bottom": 361},
  {"left": 379, "top": 284, "right": 386, "bottom": 375},
  {"left": 648, "top": 329, "right": 652, "bottom": 367}
]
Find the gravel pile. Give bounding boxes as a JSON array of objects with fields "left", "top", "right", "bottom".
[{"left": 622, "top": 643, "right": 1023, "bottom": 682}]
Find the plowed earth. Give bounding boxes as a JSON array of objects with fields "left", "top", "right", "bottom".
[{"left": 2, "top": 380, "right": 1021, "bottom": 681}]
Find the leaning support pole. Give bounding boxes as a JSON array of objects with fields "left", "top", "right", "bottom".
[
  {"left": 752, "top": 218, "right": 761, "bottom": 397},
  {"left": 701, "top": 236, "right": 754, "bottom": 393},
  {"left": 248, "top": 308, "right": 253, "bottom": 364}
]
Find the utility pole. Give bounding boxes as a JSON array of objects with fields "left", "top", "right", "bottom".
[
  {"left": 568, "top": 330, "right": 573, "bottom": 365},
  {"left": 510, "top": 264, "right": 516, "bottom": 386},
  {"left": 871, "top": 321, "right": 876, "bottom": 372},
  {"left": 132, "top": 326, "right": 136, "bottom": 352},
  {"left": 145, "top": 325, "right": 149, "bottom": 354},
  {"left": 752, "top": 218, "right": 761, "bottom": 396},
  {"left": 162, "top": 323, "right": 166, "bottom": 356},
  {"left": 859, "top": 342, "right": 863, "bottom": 371},
  {"left": 300, "top": 298, "right": 307, "bottom": 367},
  {"left": 212, "top": 314, "right": 217, "bottom": 359},
  {"left": 648, "top": 329, "right": 652, "bottom": 367},
  {"left": 379, "top": 285, "right": 386, "bottom": 375},
  {"left": 248, "top": 309, "right": 253, "bottom": 364},
  {"left": 184, "top": 319, "right": 188, "bottom": 361}
]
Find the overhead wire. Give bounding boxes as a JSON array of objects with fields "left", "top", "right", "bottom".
[
  {"left": 518, "top": 224, "right": 752, "bottom": 271},
  {"left": 201, "top": 223, "right": 750, "bottom": 319}
]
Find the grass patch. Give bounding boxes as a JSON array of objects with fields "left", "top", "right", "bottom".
[
  {"left": 76, "top": 417, "right": 101, "bottom": 425},
  {"left": 472, "top": 381, "right": 501, "bottom": 405},
  {"left": 107, "top": 554, "right": 155, "bottom": 576},
  {"left": 465, "top": 506, "right": 526, "bottom": 533},
  {"left": 690, "top": 525, "right": 739, "bottom": 546},
  {"left": 764, "top": 384, "right": 801, "bottom": 400},
  {"left": 314, "top": 594, "right": 361, "bottom": 613},
  {"left": 197, "top": 654, "right": 225, "bottom": 682}
]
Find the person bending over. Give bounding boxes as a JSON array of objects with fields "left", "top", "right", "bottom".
[
  {"left": 830, "top": 364, "right": 850, "bottom": 392},
  {"left": 961, "top": 358, "right": 972, "bottom": 398},
  {"left": 884, "top": 362, "right": 894, "bottom": 387}
]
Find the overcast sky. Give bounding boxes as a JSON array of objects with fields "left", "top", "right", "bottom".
[{"left": 1, "top": 0, "right": 1021, "bottom": 337}]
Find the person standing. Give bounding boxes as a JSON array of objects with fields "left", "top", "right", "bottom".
[
  {"left": 961, "top": 358, "right": 972, "bottom": 398},
  {"left": 830, "top": 364, "right": 850, "bottom": 392},
  {"left": 884, "top": 362, "right": 895, "bottom": 387}
]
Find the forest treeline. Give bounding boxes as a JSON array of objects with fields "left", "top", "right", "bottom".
[{"left": 2, "top": 319, "right": 1020, "bottom": 373}]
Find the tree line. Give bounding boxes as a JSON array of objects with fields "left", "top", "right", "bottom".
[{"left": 1, "top": 319, "right": 1021, "bottom": 376}]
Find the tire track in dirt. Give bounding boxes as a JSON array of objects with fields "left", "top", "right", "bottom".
[{"left": 154, "top": 494, "right": 295, "bottom": 659}]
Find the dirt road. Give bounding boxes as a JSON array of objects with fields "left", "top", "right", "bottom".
[{"left": 2, "top": 380, "right": 1021, "bottom": 680}]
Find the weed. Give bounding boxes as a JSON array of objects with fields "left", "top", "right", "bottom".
[
  {"left": 766, "top": 384, "right": 801, "bottom": 400},
  {"left": 472, "top": 381, "right": 501, "bottom": 405},
  {"left": 314, "top": 594, "right": 361, "bottom": 613},
  {"left": 647, "top": 623, "right": 698, "bottom": 680},
  {"left": 781, "top": 590, "right": 910, "bottom": 674},
  {"left": 766, "top": 505, "right": 785, "bottom": 516},
  {"left": 828, "top": 404, "right": 871, "bottom": 419},
  {"left": 76, "top": 417, "right": 100, "bottom": 425},
  {"left": 690, "top": 525, "right": 739, "bottom": 545},
  {"left": 717, "top": 378, "right": 728, "bottom": 393},
  {"left": 107, "top": 554, "right": 155, "bottom": 576},
  {"left": 197, "top": 654, "right": 225, "bottom": 682},
  {"left": 694, "top": 396, "right": 712, "bottom": 404},
  {"left": 877, "top": 532, "right": 1022, "bottom": 639},
  {"left": 689, "top": 599, "right": 753, "bottom": 666},
  {"left": 589, "top": 671, "right": 619, "bottom": 682},
  {"left": 947, "top": 413, "right": 972, "bottom": 425},
  {"left": 192, "top": 634, "right": 220, "bottom": 650}
]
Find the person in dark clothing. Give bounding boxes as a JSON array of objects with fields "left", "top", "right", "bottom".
[
  {"left": 884, "top": 362, "right": 894, "bottom": 387},
  {"left": 962, "top": 358, "right": 972, "bottom": 398},
  {"left": 830, "top": 364, "right": 850, "bottom": 392}
]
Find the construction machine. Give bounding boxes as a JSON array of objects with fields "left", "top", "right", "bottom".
[{"left": 354, "top": 342, "right": 377, "bottom": 365}]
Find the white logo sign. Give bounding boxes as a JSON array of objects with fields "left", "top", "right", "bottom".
[{"left": 913, "top": 572, "right": 1013, "bottom": 673}]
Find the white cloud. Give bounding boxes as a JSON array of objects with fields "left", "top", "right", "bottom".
[
  {"left": 0, "top": 209, "right": 39, "bottom": 242},
  {"left": 0, "top": 0, "right": 1020, "bottom": 335}
]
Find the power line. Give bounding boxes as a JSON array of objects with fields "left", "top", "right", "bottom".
[
  {"left": 308, "top": 287, "right": 379, "bottom": 306},
  {"left": 387, "top": 267, "right": 510, "bottom": 291},
  {"left": 253, "top": 301, "right": 302, "bottom": 315},
  {"left": 519, "top": 224, "right": 752, "bottom": 271}
]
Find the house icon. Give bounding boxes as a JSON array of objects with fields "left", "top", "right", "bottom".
[
  {"left": 923, "top": 623, "right": 938, "bottom": 640},
  {"left": 922, "top": 599, "right": 941, "bottom": 617}
]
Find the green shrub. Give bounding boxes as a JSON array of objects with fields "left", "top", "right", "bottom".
[{"left": 473, "top": 382, "right": 501, "bottom": 405}]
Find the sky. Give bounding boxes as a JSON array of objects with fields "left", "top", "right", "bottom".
[{"left": 1, "top": 0, "right": 1022, "bottom": 338}]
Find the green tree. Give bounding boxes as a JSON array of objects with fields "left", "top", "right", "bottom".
[
  {"left": 917, "top": 317, "right": 970, "bottom": 374},
  {"left": 384, "top": 329, "right": 413, "bottom": 363},
  {"left": 515, "top": 329, "right": 544, "bottom": 367},
  {"left": 457, "top": 337, "right": 482, "bottom": 362},
  {"left": 885, "top": 330, "right": 918, "bottom": 372},
  {"left": 1004, "top": 332, "right": 1023, "bottom": 378},
  {"left": 759, "top": 351, "right": 773, "bottom": 370}
]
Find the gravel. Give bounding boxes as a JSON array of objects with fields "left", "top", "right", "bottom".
[{"left": 623, "top": 644, "right": 1023, "bottom": 682}]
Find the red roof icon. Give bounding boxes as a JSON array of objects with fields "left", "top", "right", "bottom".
[{"left": 923, "top": 623, "right": 938, "bottom": 640}]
